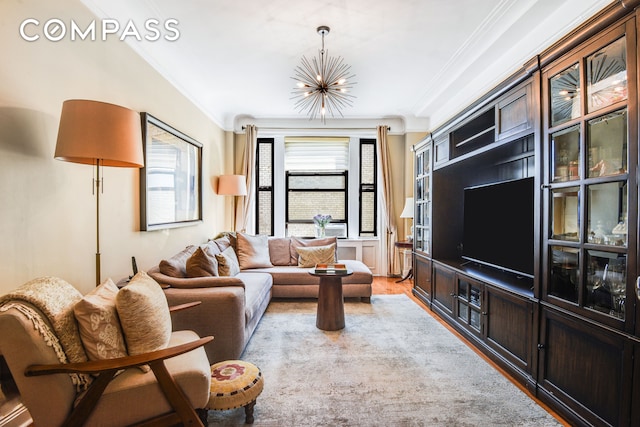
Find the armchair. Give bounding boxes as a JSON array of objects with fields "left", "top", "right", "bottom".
[{"left": 0, "top": 276, "right": 213, "bottom": 427}]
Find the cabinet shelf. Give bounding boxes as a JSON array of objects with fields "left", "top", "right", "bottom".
[{"left": 454, "top": 126, "right": 496, "bottom": 148}]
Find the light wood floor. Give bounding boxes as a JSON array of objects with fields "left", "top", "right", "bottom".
[{"left": 372, "top": 276, "right": 569, "bottom": 426}]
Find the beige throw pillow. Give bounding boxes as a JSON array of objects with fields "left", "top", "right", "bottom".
[
  {"left": 290, "top": 237, "right": 337, "bottom": 265},
  {"left": 215, "top": 247, "right": 241, "bottom": 276},
  {"left": 74, "top": 278, "right": 127, "bottom": 361},
  {"left": 116, "top": 272, "right": 171, "bottom": 355},
  {"left": 297, "top": 243, "right": 337, "bottom": 268},
  {"left": 159, "top": 245, "right": 197, "bottom": 277},
  {"left": 186, "top": 246, "right": 219, "bottom": 277},
  {"left": 236, "top": 233, "right": 273, "bottom": 269}
]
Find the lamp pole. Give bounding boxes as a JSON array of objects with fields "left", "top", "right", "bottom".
[{"left": 94, "top": 159, "right": 102, "bottom": 286}]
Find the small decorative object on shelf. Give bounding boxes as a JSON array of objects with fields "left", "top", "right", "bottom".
[
  {"left": 313, "top": 214, "right": 332, "bottom": 238},
  {"left": 314, "top": 263, "right": 348, "bottom": 274}
]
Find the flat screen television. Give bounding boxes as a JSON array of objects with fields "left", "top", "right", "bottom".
[{"left": 462, "top": 177, "right": 534, "bottom": 278}]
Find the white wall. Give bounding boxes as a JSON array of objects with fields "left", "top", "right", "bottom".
[{"left": 0, "top": 0, "right": 231, "bottom": 295}]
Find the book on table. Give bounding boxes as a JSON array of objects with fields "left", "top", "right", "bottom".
[{"left": 314, "top": 263, "right": 348, "bottom": 274}]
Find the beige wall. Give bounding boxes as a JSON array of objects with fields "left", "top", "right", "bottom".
[{"left": 0, "top": 0, "right": 231, "bottom": 295}]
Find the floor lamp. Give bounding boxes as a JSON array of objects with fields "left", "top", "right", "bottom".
[
  {"left": 217, "top": 175, "right": 247, "bottom": 231},
  {"left": 55, "top": 99, "right": 144, "bottom": 286}
]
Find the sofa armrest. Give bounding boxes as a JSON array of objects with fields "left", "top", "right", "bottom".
[
  {"left": 148, "top": 267, "right": 245, "bottom": 289},
  {"left": 163, "top": 286, "right": 246, "bottom": 363}
]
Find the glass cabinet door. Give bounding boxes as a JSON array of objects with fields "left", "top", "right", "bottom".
[
  {"left": 414, "top": 141, "right": 431, "bottom": 255},
  {"left": 543, "top": 28, "right": 635, "bottom": 329}
]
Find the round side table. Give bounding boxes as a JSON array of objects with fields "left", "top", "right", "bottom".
[{"left": 309, "top": 270, "right": 353, "bottom": 331}]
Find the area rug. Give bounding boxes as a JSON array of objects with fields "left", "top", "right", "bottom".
[{"left": 206, "top": 295, "right": 562, "bottom": 426}]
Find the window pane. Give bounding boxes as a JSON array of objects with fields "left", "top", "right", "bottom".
[
  {"left": 549, "top": 246, "right": 579, "bottom": 303},
  {"left": 587, "top": 109, "right": 627, "bottom": 178},
  {"left": 361, "top": 191, "right": 375, "bottom": 233},
  {"left": 587, "top": 182, "right": 627, "bottom": 247},
  {"left": 287, "top": 191, "right": 346, "bottom": 221},
  {"left": 288, "top": 174, "right": 345, "bottom": 189},
  {"left": 587, "top": 37, "right": 627, "bottom": 113},
  {"left": 586, "top": 251, "right": 626, "bottom": 319},
  {"left": 257, "top": 190, "right": 271, "bottom": 235},
  {"left": 552, "top": 187, "right": 580, "bottom": 241},
  {"left": 551, "top": 125, "right": 580, "bottom": 182},
  {"left": 258, "top": 142, "right": 272, "bottom": 187},
  {"left": 550, "top": 63, "right": 581, "bottom": 127},
  {"left": 361, "top": 143, "right": 375, "bottom": 184}
]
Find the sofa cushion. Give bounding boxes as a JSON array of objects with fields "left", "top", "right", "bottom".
[
  {"left": 74, "top": 278, "right": 128, "bottom": 361},
  {"left": 235, "top": 272, "right": 273, "bottom": 325},
  {"left": 116, "top": 272, "right": 172, "bottom": 355},
  {"left": 247, "top": 260, "right": 373, "bottom": 286},
  {"left": 215, "top": 247, "right": 240, "bottom": 277},
  {"left": 268, "top": 237, "right": 292, "bottom": 266},
  {"left": 236, "top": 233, "right": 273, "bottom": 269},
  {"left": 186, "top": 246, "right": 219, "bottom": 277},
  {"left": 296, "top": 243, "right": 336, "bottom": 267},
  {"left": 290, "top": 237, "right": 337, "bottom": 265},
  {"left": 159, "top": 245, "right": 197, "bottom": 278}
]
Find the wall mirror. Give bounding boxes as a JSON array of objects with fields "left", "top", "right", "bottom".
[{"left": 140, "top": 113, "right": 202, "bottom": 231}]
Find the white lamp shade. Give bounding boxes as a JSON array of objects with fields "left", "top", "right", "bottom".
[
  {"left": 400, "top": 197, "right": 414, "bottom": 218},
  {"left": 218, "top": 175, "right": 247, "bottom": 196}
]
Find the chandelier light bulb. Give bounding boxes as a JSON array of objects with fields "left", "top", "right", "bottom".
[{"left": 291, "top": 25, "right": 356, "bottom": 123}]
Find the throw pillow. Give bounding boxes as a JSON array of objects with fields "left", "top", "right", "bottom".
[
  {"left": 215, "top": 247, "right": 241, "bottom": 276},
  {"left": 116, "top": 271, "right": 171, "bottom": 356},
  {"left": 236, "top": 233, "right": 273, "bottom": 269},
  {"left": 73, "top": 278, "right": 127, "bottom": 361},
  {"left": 297, "top": 243, "right": 337, "bottom": 268},
  {"left": 159, "top": 245, "right": 197, "bottom": 277},
  {"left": 268, "top": 237, "right": 292, "bottom": 266},
  {"left": 290, "top": 236, "right": 338, "bottom": 265},
  {"left": 186, "top": 246, "right": 219, "bottom": 277}
]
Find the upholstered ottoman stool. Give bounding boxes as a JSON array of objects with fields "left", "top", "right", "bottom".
[{"left": 207, "top": 360, "right": 264, "bottom": 424}]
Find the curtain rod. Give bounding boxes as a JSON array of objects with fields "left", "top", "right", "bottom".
[{"left": 241, "top": 126, "right": 390, "bottom": 131}]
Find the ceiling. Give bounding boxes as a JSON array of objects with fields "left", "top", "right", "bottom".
[{"left": 81, "top": 0, "right": 613, "bottom": 132}]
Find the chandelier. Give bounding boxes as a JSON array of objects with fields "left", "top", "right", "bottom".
[{"left": 291, "top": 26, "right": 356, "bottom": 123}]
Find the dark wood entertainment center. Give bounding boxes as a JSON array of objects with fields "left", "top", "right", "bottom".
[{"left": 411, "top": 2, "right": 640, "bottom": 426}]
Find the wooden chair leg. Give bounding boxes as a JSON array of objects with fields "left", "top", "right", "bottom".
[
  {"left": 149, "top": 360, "right": 204, "bottom": 426},
  {"left": 244, "top": 400, "right": 256, "bottom": 424}
]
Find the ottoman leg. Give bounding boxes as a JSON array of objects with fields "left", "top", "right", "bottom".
[
  {"left": 244, "top": 400, "right": 256, "bottom": 424},
  {"left": 197, "top": 408, "right": 208, "bottom": 424}
]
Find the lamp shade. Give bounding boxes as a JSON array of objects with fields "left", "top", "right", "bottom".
[
  {"left": 218, "top": 175, "right": 247, "bottom": 196},
  {"left": 400, "top": 197, "right": 414, "bottom": 218},
  {"left": 55, "top": 99, "right": 143, "bottom": 167}
]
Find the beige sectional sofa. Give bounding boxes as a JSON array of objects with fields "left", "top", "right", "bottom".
[{"left": 148, "top": 233, "right": 373, "bottom": 363}]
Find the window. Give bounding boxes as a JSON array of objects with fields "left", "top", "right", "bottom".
[
  {"left": 286, "top": 171, "right": 348, "bottom": 237},
  {"left": 255, "top": 138, "right": 274, "bottom": 235},
  {"left": 253, "top": 135, "right": 378, "bottom": 238},
  {"left": 359, "top": 139, "right": 377, "bottom": 236},
  {"left": 284, "top": 137, "right": 349, "bottom": 237}
]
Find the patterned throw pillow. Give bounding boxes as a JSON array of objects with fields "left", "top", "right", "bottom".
[
  {"left": 73, "top": 278, "right": 127, "bottom": 360},
  {"left": 215, "top": 247, "right": 241, "bottom": 276},
  {"left": 297, "top": 243, "right": 336, "bottom": 268},
  {"left": 236, "top": 233, "right": 273, "bottom": 269},
  {"left": 186, "top": 246, "right": 219, "bottom": 277},
  {"left": 290, "top": 237, "right": 337, "bottom": 265},
  {"left": 116, "top": 272, "right": 171, "bottom": 355}
]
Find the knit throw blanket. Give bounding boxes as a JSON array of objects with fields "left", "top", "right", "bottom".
[{"left": 0, "top": 276, "right": 92, "bottom": 391}]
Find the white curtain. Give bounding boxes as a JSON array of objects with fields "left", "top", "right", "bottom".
[
  {"left": 236, "top": 125, "right": 257, "bottom": 232},
  {"left": 377, "top": 125, "right": 398, "bottom": 276}
]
